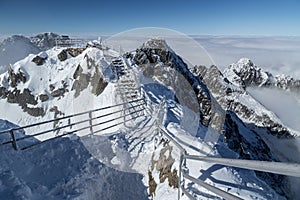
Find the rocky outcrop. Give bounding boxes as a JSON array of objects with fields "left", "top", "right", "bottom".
[
  {"left": 224, "top": 58, "right": 300, "bottom": 92},
  {"left": 72, "top": 65, "right": 90, "bottom": 98},
  {"left": 0, "top": 64, "right": 46, "bottom": 116},
  {"left": 1, "top": 87, "right": 45, "bottom": 117},
  {"left": 129, "top": 39, "right": 224, "bottom": 129},
  {"left": 72, "top": 55, "right": 108, "bottom": 98},
  {"left": 274, "top": 75, "right": 300, "bottom": 92},
  {"left": 39, "top": 94, "right": 49, "bottom": 102},
  {"left": 32, "top": 55, "right": 46, "bottom": 66},
  {"left": 221, "top": 111, "right": 289, "bottom": 198},
  {"left": 50, "top": 81, "right": 69, "bottom": 98},
  {"left": 57, "top": 49, "right": 68, "bottom": 61},
  {"left": 30, "top": 32, "right": 60, "bottom": 51},
  {"left": 57, "top": 48, "right": 86, "bottom": 62},
  {"left": 149, "top": 139, "right": 179, "bottom": 197},
  {"left": 192, "top": 64, "right": 292, "bottom": 138},
  {"left": 6, "top": 88, "right": 37, "bottom": 105},
  {"left": 7, "top": 66, "right": 27, "bottom": 87},
  {"left": 91, "top": 66, "right": 108, "bottom": 96},
  {"left": 49, "top": 106, "right": 65, "bottom": 134},
  {"left": 67, "top": 48, "right": 86, "bottom": 57}
]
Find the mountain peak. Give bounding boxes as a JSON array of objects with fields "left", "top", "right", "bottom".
[
  {"left": 30, "top": 32, "right": 62, "bottom": 51},
  {"left": 142, "top": 38, "right": 172, "bottom": 52},
  {"left": 232, "top": 57, "right": 257, "bottom": 73},
  {"left": 223, "top": 58, "right": 268, "bottom": 87},
  {"left": 237, "top": 57, "right": 254, "bottom": 67}
]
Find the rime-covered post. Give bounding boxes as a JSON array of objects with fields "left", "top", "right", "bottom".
[{"left": 89, "top": 111, "right": 93, "bottom": 134}]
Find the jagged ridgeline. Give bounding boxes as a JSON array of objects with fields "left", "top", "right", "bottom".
[{"left": 0, "top": 34, "right": 299, "bottom": 199}]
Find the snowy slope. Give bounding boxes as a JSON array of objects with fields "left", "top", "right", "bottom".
[
  {"left": 0, "top": 39, "right": 298, "bottom": 200},
  {"left": 0, "top": 45, "right": 122, "bottom": 141},
  {"left": 0, "top": 33, "right": 73, "bottom": 73},
  {"left": 0, "top": 119, "right": 148, "bottom": 200},
  {"left": 0, "top": 35, "right": 40, "bottom": 70}
]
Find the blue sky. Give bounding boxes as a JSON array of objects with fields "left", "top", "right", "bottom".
[{"left": 0, "top": 0, "right": 299, "bottom": 36}]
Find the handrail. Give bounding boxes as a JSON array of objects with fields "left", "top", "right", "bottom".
[
  {"left": 157, "top": 124, "right": 186, "bottom": 153},
  {"left": 184, "top": 154, "right": 300, "bottom": 178},
  {"left": 21, "top": 108, "right": 145, "bottom": 150},
  {"left": 0, "top": 98, "right": 143, "bottom": 134},
  {"left": 153, "top": 97, "right": 300, "bottom": 200},
  {"left": 180, "top": 185, "right": 197, "bottom": 200},
  {"left": 1, "top": 99, "right": 145, "bottom": 150},
  {"left": 1, "top": 67, "right": 299, "bottom": 200},
  {"left": 182, "top": 172, "right": 243, "bottom": 200},
  {"left": 15, "top": 104, "right": 144, "bottom": 142},
  {"left": 156, "top": 124, "right": 300, "bottom": 199}
]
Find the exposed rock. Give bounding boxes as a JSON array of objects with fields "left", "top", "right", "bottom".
[
  {"left": 130, "top": 39, "right": 222, "bottom": 129},
  {"left": 72, "top": 71, "right": 90, "bottom": 98},
  {"left": 32, "top": 55, "right": 46, "bottom": 66},
  {"left": 193, "top": 64, "right": 292, "bottom": 138},
  {"left": 275, "top": 75, "right": 300, "bottom": 92},
  {"left": 67, "top": 48, "right": 86, "bottom": 57},
  {"left": 72, "top": 56, "right": 108, "bottom": 98},
  {"left": 30, "top": 32, "right": 60, "bottom": 51},
  {"left": 150, "top": 140, "right": 179, "bottom": 195},
  {"left": 49, "top": 106, "right": 65, "bottom": 134},
  {"left": 148, "top": 170, "right": 157, "bottom": 198},
  {"left": 73, "top": 64, "right": 83, "bottom": 79},
  {"left": 7, "top": 66, "right": 27, "bottom": 87},
  {"left": 0, "top": 87, "right": 8, "bottom": 98},
  {"left": 49, "top": 84, "right": 55, "bottom": 91},
  {"left": 23, "top": 107, "right": 45, "bottom": 117},
  {"left": 39, "top": 94, "right": 49, "bottom": 102},
  {"left": 57, "top": 49, "right": 68, "bottom": 61},
  {"left": 6, "top": 88, "right": 37, "bottom": 106},
  {"left": 50, "top": 82, "right": 68, "bottom": 98},
  {"left": 224, "top": 58, "right": 300, "bottom": 92},
  {"left": 51, "top": 88, "right": 66, "bottom": 98},
  {"left": 57, "top": 48, "right": 86, "bottom": 62},
  {"left": 222, "top": 111, "right": 289, "bottom": 197},
  {"left": 4, "top": 88, "right": 45, "bottom": 117},
  {"left": 91, "top": 66, "right": 108, "bottom": 96}
]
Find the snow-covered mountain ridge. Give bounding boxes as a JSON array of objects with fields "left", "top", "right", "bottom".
[
  {"left": 0, "top": 33, "right": 70, "bottom": 70},
  {"left": 193, "top": 59, "right": 299, "bottom": 137},
  {"left": 223, "top": 58, "right": 300, "bottom": 92},
  {"left": 0, "top": 38, "right": 299, "bottom": 199}
]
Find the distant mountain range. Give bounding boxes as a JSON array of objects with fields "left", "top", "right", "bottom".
[
  {"left": 0, "top": 33, "right": 69, "bottom": 68},
  {"left": 0, "top": 36, "right": 299, "bottom": 199}
]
